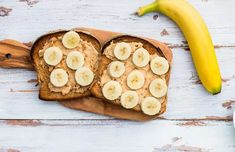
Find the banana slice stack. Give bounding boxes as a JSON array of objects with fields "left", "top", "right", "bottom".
[
  {"left": 43, "top": 31, "right": 95, "bottom": 89},
  {"left": 102, "top": 42, "right": 170, "bottom": 116}
]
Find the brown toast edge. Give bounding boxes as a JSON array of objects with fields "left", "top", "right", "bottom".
[
  {"left": 31, "top": 30, "right": 102, "bottom": 101},
  {"left": 90, "top": 35, "right": 171, "bottom": 115}
]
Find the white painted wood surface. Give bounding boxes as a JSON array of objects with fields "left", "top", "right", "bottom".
[
  {"left": 0, "top": 120, "right": 234, "bottom": 152},
  {"left": 0, "top": 0, "right": 234, "bottom": 151}
]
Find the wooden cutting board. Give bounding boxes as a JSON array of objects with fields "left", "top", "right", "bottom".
[{"left": 0, "top": 28, "right": 172, "bottom": 121}]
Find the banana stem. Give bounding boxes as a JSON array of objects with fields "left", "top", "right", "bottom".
[{"left": 137, "top": 1, "right": 158, "bottom": 16}]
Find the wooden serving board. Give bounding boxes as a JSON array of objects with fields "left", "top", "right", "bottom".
[{"left": 0, "top": 28, "right": 172, "bottom": 121}]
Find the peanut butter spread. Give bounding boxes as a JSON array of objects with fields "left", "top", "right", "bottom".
[
  {"left": 38, "top": 36, "right": 99, "bottom": 95},
  {"left": 101, "top": 42, "right": 166, "bottom": 111}
]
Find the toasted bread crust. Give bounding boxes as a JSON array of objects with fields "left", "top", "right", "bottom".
[
  {"left": 91, "top": 35, "right": 170, "bottom": 115},
  {"left": 31, "top": 30, "right": 101, "bottom": 101}
]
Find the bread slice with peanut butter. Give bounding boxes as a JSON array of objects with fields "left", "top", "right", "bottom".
[
  {"left": 31, "top": 30, "right": 101, "bottom": 101},
  {"left": 91, "top": 35, "right": 170, "bottom": 116}
]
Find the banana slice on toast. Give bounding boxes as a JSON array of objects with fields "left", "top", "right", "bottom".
[
  {"left": 62, "top": 31, "right": 81, "bottom": 49},
  {"left": 114, "top": 42, "right": 131, "bottom": 60},
  {"left": 44, "top": 47, "right": 63, "bottom": 66},
  {"left": 50, "top": 69, "right": 68, "bottom": 87}
]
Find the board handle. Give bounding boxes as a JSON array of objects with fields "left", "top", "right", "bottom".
[{"left": 0, "top": 39, "right": 33, "bottom": 69}]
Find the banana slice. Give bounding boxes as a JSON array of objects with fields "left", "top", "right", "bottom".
[
  {"left": 141, "top": 97, "right": 161, "bottom": 116},
  {"left": 149, "top": 78, "right": 167, "bottom": 98},
  {"left": 132, "top": 48, "right": 150, "bottom": 67},
  {"left": 75, "top": 67, "right": 94, "bottom": 86},
  {"left": 120, "top": 91, "right": 139, "bottom": 109},
  {"left": 150, "top": 56, "right": 169, "bottom": 75},
  {"left": 43, "top": 47, "right": 63, "bottom": 66},
  {"left": 127, "top": 70, "right": 145, "bottom": 90},
  {"left": 114, "top": 42, "right": 131, "bottom": 60},
  {"left": 62, "top": 31, "right": 81, "bottom": 49},
  {"left": 50, "top": 69, "right": 68, "bottom": 87},
  {"left": 102, "top": 81, "right": 122, "bottom": 100},
  {"left": 108, "top": 61, "right": 125, "bottom": 78},
  {"left": 66, "top": 51, "right": 84, "bottom": 70}
]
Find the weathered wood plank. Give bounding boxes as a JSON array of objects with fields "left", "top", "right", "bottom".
[
  {"left": 0, "top": 0, "right": 234, "bottom": 151},
  {"left": 0, "top": 47, "right": 234, "bottom": 119},
  {"left": 0, "top": 120, "right": 234, "bottom": 152},
  {"left": 0, "top": 0, "right": 234, "bottom": 46}
]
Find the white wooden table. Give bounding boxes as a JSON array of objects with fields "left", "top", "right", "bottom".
[{"left": 0, "top": 0, "right": 234, "bottom": 151}]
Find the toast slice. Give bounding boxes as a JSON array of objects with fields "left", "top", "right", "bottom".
[
  {"left": 31, "top": 30, "right": 101, "bottom": 101},
  {"left": 91, "top": 35, "right": 171, "bottom": 116}
]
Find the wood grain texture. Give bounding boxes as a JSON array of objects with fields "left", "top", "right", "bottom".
[
  {"left": 0, "top": 39, "right": 33, "bottom": 69},
  {"left": 0, "top": 0, "right": 235, "bottom": 46},
  {"left": 0, "top": 0, "right": 234, "bottom": 151},
  {"left": 0, "top": 47, "right": 234, "bottom": 120},
  {"left": 0, "top": 28, "right": 173, "bottom": 121},
  {"left": 0, "top": 120, "right": 234, "bottom": 152}
]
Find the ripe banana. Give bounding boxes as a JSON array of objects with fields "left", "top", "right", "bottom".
[
  {"left": 149, "top": 78, "right": 167, "bottom": 98},
  {"left": 141, "top": 97, "right": 161, "bottom": 115},
  {"left": 114, "top": 42, "right": 131, "bottom": 60},
  {"left": 127, "top": 70, "right": 145, "bottom": 90},
  {"left": 132, "top": 48, "right": 150, "bottom": 67},
  {"left": 108, "top": 61, "right": 125, "bottom": 78},
  {"left": 62, "top": 31, "right": 81, "bottom": 49},
  {"left": 66, "top": 51, "right": 84, "bottom": 70},
  {"left": 137, "top": 0, "right": 222, "bottom": 94},
  {"left": 102, "top": 81, "right": 122, "bottom": 100},
  {"left": 75, "top": 67, "right": 94, "bottom": 86},
  {"left": 43, "top": 47, "right": 63, "bottom": 66},
  {"left": 50, "top": 68, "right": 68, "bottom": 87},
  {"left": 120, "top": 91, "right": 139, "bottom": 109},
  {"left": 150, "top": 56, "right": 169, "bottom": 75}
]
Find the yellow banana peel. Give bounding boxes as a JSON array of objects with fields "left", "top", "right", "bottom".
[{"left": 137, "top": 0, "right": 222, "bottom": 94}]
